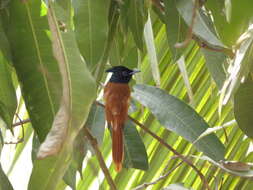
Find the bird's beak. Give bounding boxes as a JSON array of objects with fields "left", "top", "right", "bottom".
[{"left": 130, "top": 69, "right": 141, "bottom": 75}]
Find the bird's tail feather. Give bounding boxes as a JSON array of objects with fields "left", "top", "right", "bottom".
[{"left": 112, "top": 123, "right": 123, "bottom": 172}]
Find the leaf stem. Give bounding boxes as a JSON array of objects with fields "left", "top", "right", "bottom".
[
  {"left": 12, "top": 118, "right": 31, "bottom": 127},
  {"left": 193, "top": 35, "right": 235, "bottom": 58}
]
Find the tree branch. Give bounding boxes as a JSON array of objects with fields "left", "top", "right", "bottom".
[
  {"left": 175, "top": 0, "right": 199, "bottom": 48},
  {"left": 83, "top": 127, "right": 118, "bottom": 190},
  {"left": 132, "top": 161, "right": 183, "bottom": 190},
  {"left": 193, "top": 35, "right": 235, "bottom": 58},
  {"left": 5, "top": 114, "right": 25, "bottom": 144},
  {"left": 12, "top": 118, "right": 31, "bottom": 127},
  {"left": 128, "top": 116, "right": 211, "bottom": 190}
]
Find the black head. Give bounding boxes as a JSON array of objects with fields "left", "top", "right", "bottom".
[{"left": 106, "top": 66, "right": 140, "bottom": 83}]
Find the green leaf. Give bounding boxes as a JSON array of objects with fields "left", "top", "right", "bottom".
[
  {"left": 0, "top": 20, "right": 12, "bottom": 62},
  {"left": 144, "top": 13, "right": 161, "bottom": 86},
  {"left": 122, "top": 47, "right": 138, "bottom": 69},
  {"left": 0, "top": 20, "right": 16, "bottom": 129},
  {"left": 86, "top": 103, "right": 105, "bottom": 147},
  {"left": 132, "top": 84, "right": 225, "bottom": 161},
  {"left": 91, "top": 0, "right": 119, "bottom": 83},
  {"left": 121, "top": 0, "right": 148, "bottom": 51},
  {"left": 6, "top": 0, "right": 61, "bottom": 141},
  {"left": 72, "top": 131, "right": 88, "bottom": 178},
  {"left": 0, "top": 129, "right": 3, "bottom": 154},
  {"left": 194, "top": 120, "right": 235, "bottom": 143},
  {"left": 201, "top": 48, "right": 227, "bottom": 89},
  {"left": 224, "top": 0, "right": 232, "bottom": 22},
  {"left": 63, "top": 128, "right": 88, "bottom": 188},
  {"left": 0, "top": 164, "right": 13, "bottom": 190},
  {"left": 206, "top": 0, "right": 253, "bottom": 47},
  {"left": 28, "top": 1, "right": 96, "bottom": 190},
  {"left": 109, "top": 26, "right": 138, "bottom": 69},
  {"left": 63, "top": 103, "right": 105, "bottom": 187},
  {"left": 177, "top": 56, "right": 194, "bottom": 105},
  {"left": 164, "top": 0, "right": 188, "bottom": 61},
  {"left": 220, "top": 29, "right": 253, "bottom": 105},
  {"left": 0, "top": 55, "right": 16, "bottom": 129},
  {"left": 29, "top": 155, "right": 71, "bottom": 190},
  {"left": 63, "top": 161, "right": 77, "bottom": 190},
  {"left": 77, "top": 157, "right": 99, "bottom": 189},
  {"left": 7, "top": 124, "right": 33, "bottom": 175},
  {"left": 123, "top": 120, "right": 149, "bottom": 170},
  {"left": 73, "top": 0, "right": 110, "bottom": 70},
  {"left": 234, "top": 80, "right": 253, "bottom": 138},
  {"left": 108, "top": 4, "right": 122, "bottom": 66},
  {"left": 0, "top": 121, "right": 13, "bottom": 190},
  {"left": 198, "top": 156, "right": 253, "bottom": 177},
  {"left": 176, "top": 0, "right": 225, "bottom": 48},
  {"left": 31, "top": 133, "right": 40, "bottom": 163}
]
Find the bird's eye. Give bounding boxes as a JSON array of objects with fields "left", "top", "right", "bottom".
[{"left": 122, "top": 71, "right": 128, "bottom": 76}]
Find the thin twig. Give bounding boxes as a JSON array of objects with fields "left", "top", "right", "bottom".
[
  {"left": 95, "top": 101, "right": 211, "bottom": 190},
  {"left": 12, "top": 118, "right": 31, "bottom": 127},
  {"left": 132, "top": 161, "right": 183, "bottom": 190},
  {"left": 128, "top": 116, "right": 211, "bottom": 190},
  {"left": 5, "top": 114, "right": 25, "bottom": 144},
  {"left": 83, "top": 127, "right": 118, "bottom": 190},
  {"left": 175, "top": 0, "right": 199, "bottom": 48},
  {"left": 193, "top": 35, "right": 235, "bottom": 58}
]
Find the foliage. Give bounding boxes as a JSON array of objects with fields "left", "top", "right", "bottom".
[{"left": 0, "top": 0, "right": 253, "bottom": 189}]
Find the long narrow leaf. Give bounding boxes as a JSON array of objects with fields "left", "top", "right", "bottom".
[
  {"left": 132, "top": 84, "right": 225, "bottom": 161},
  {"left": 123, "top": 120, "right": 149, "bottom": 170},
  {"left": 0, "top": 21, "right": 16, "bottom": 129},
  {"left": 176, "top": 0, "right": 225, "bottom": 48},
  {"left": 234, "top": 80, "right": 253, "bottom": 138},
  {"left": 73, "top": 0, "right": 110, "bottom": 70},
  {"left": 6, "top": 0, "right": 61, "bottom": 141},
  {"left": 144, "top": 13, "right": 161, "bottom": 87},
  {"left": 0, "top": 164, "right": 13, "bottom": 190},
  {"left": 28, "top": 1, "right": 96, "bottom": 189}
]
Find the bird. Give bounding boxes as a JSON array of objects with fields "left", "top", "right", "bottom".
[{"left": 104, "top": 66, "right": 140, "bottom": 172}]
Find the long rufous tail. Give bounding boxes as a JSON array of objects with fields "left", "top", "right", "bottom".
[{"left": 112, "top": 124, "right": 124, "bottom": 172}]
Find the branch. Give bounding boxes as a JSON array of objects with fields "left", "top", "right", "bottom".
[
  {"left": 132, "top": 161, "right": 183, "bottom": 190},
  {"left": 5, "top": 114, "right": 25, "bottom": 144},
  {"left": 128, "top": 116, "right": 211, "bottom": 190},
  {"left": 12, "top": 118, "right": 31, "bottom": 127},
  {"left": 83, "top": 127, "right": 118, "bottom": 190},
  {"left": 175, "top": 0, "right": 199, "bottom": 48},
  {"left": 95, "top": 101, "right": 210, "bottom": 190},
  {"left": 193, "top": 35, "right": 235, "bottom": 58}
]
